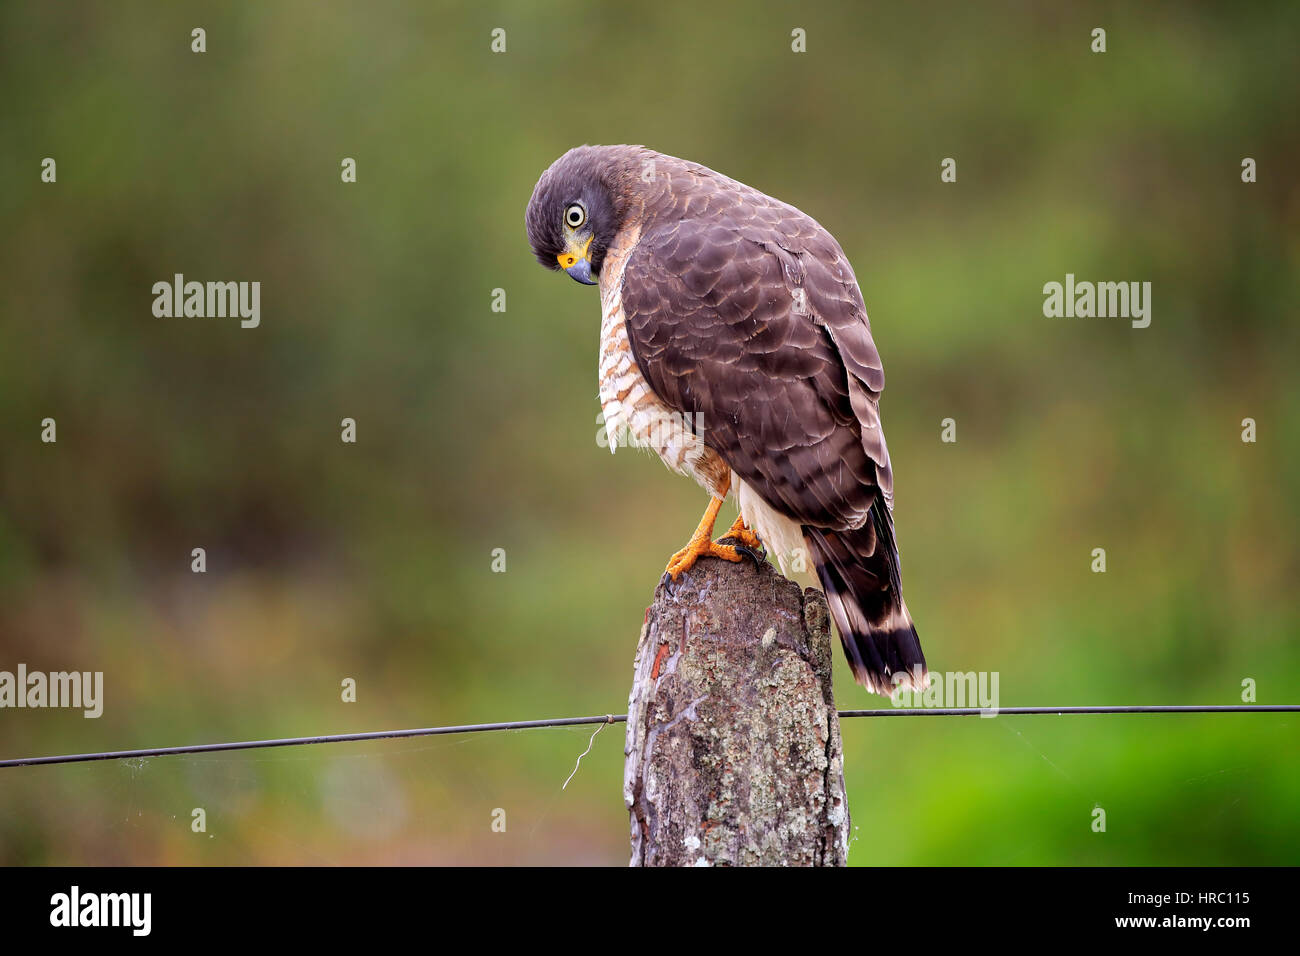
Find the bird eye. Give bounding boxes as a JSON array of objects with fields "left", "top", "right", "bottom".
[{"left": 565, "top": 203, "right": 586, "bottom": 228}]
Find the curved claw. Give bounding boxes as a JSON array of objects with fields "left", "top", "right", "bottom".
[
  {"left": 718, "top": 538, "right": 767, "bottom": 568},
  {"left": 717, "top": 515, "right": 764, "bottom": 567}
]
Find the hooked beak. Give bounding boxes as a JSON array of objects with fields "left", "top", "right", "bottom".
[
  {"left": 557, "top": 236, "right": 597, "bottom": 285},
  {"left": 565, "top": 259, "right": 595, "bottom": 284}
]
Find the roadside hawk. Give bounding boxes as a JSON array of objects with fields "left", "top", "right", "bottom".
[{"left": 525, "top": 145, "right": 927, "bottom": 696}]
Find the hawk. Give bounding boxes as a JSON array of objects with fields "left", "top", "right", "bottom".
[{"left": 526, "top": 145, "right": 927, "bottom": 696}]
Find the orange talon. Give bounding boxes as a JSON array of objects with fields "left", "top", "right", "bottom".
[
  {"left": 663, "top": 491, "right": 744, "bottom": 580},
  {"left": 719, "top": 514, "right": 762, "bottom": 551},
  {"left": 664, "top": 537, "right": 745, "bottom": 581}
]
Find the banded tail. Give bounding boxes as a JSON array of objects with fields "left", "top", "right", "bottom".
[{"left": 804, "top": 503, "right": 927, "bottom": 697}]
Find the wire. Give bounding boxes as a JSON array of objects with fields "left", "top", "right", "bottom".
[
  {"left": 839, "top": 704, "right": 1300, "bottom": 717},
  {"left": 0, "top": 715, "right": 627, "bottom": 769},
  {"left": 1, "top": 705, "right": 1295, "bottom": 769},
  {"left": 562, "top": 715, "right": 615, "bottom": 790}
]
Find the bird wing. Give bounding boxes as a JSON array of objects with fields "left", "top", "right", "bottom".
[{"left": 617, "top": 199, "right": 893, "bottom": 531}]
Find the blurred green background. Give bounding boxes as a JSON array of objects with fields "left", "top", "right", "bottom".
[{"left": 1, "top": 0, "right": 1297, "bottom": 865}]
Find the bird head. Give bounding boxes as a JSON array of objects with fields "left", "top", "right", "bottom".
[{"left": 525, "top": 147, "right": 627, "bottom": 286}]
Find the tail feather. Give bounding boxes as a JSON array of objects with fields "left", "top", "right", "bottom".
[{"left": 804, "top": 505, "right": 927, "bottom": 697}]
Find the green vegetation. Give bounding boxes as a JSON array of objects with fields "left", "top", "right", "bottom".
[{"left": 1, "top": 1, "right": 1296, "bottom": 864}]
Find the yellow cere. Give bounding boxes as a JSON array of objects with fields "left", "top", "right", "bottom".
[{"left": 557, "top": 234, "right": 593, "bottom": 269}]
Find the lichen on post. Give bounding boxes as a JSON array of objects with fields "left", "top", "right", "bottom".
[{"left": 623, "top": 555, "right": 850, "bottom": 866}]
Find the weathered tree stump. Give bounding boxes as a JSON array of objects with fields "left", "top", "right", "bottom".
[{"left": 623, "top": 554, "right": 850, "bottom": 866}]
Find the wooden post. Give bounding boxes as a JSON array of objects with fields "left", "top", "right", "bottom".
[{"left": 623, "top": 555, "right": 850, "bottom": 866}]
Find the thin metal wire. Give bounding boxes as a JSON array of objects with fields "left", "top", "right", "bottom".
[
  {"left": 0, "top": 715, "right": 628, "bottom": 769},
  {"left": 840, "top": 704, "right": 1300, "bottom": 717},
  {"left": 562, "top": 715, "right": 615, "bottom": 790},
  {"left": 1, "top": 705, "right": 1295, "bottom": 769}
]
